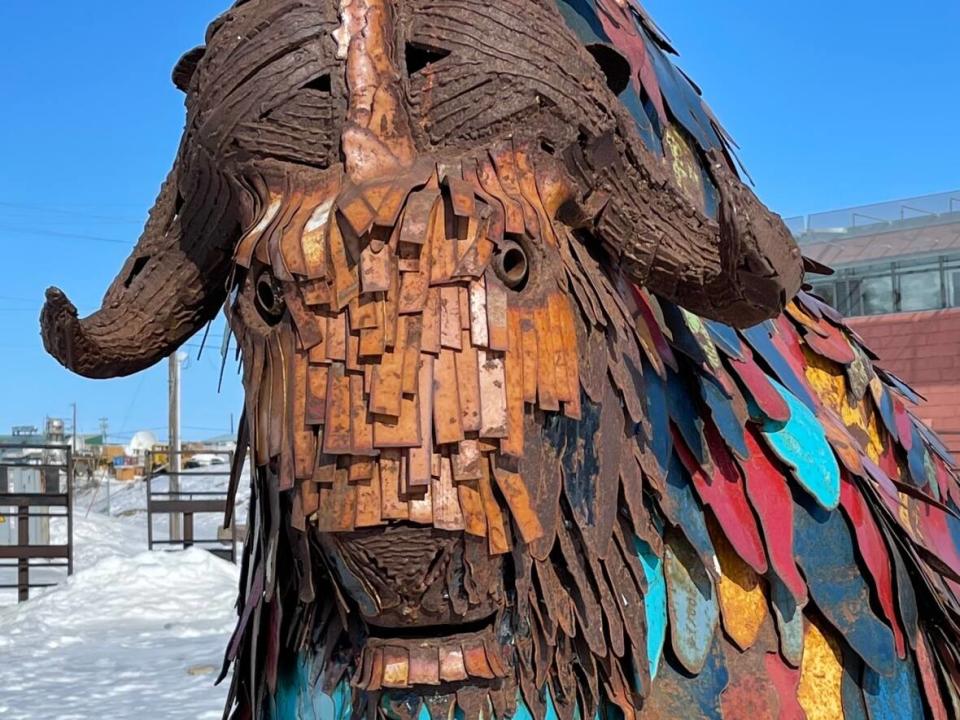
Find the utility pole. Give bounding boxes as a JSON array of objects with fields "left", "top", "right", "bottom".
[
  {"left": 99, "top": 417, "right": 110, "bottom": 515},
  {"left": 168, "top": 353, "right": 185, "bottom": 541},
  {"left": 70, "top": 403, "right": 78, "bottom": 453}
]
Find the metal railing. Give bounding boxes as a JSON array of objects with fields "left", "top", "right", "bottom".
[
  {"left": 0, "top": 444, "right": 74, "bottom": 603},
  {"left": 785, "top": 190, "right": 960, "bottom": 243},
  {"left": 145, "top": 450, "right": 237, "bottom": 563}
]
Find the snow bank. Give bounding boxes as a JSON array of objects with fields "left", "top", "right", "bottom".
[{"left": 0, "top": 514, "right": 239, "bottom": 719}]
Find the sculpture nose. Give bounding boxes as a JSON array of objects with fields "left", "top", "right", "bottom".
[
  {"left": 336, "top": 0, "right": 417, "bottom": 184},
  {"left": 318, "top": 524, "right": 504, "bottom": 629}
]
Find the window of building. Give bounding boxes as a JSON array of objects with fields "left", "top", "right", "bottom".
[
  {"left": 898, "top": 261, "right": 942, "bottom": 312},
  {"left": 861, "top": 273, "right": 895, "bottom": 314},
  {"left": 809, "top": 253, "right": 960, "bottom": 317}
]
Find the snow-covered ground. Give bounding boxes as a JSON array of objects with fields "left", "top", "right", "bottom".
[{"left": 0, "top": 470, "right": 249, "bottom": 719}]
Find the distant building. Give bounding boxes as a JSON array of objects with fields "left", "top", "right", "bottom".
[
  {"left": 798, "top": 190, "right": 960, "bottom": 453},
  {"left": 201, "top": 434, "right": 238, "bottom": 452}
]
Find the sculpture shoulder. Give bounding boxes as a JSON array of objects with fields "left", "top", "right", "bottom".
[{"left": 634, "top": 288, "right": 959, "bottom": 718}]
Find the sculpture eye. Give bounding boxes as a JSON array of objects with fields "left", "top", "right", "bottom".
[
  {"left": 585, "top": 44, "right": 632, "bottom": 96},
  {"left": 493, "top": 240, "right": 530, "bottom": 291},
  {"left": 254, "top": 270, "right": 285, "bottom": 324},
  {"left": 405, "top": 42, "right": 451, "bottom": 76}
]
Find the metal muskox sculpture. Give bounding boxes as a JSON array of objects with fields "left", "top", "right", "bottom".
[{"left": 40, "top": 1, "right": 960, "bottom": 718}]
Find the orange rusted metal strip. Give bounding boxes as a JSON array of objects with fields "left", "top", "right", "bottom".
[
  {"left": 469, "top": 278, "right": 489, "bottom": 348},
  {"left": 556, "top": 294, "right": 582, "bottom": 419},
  {"left": 408, "top": 483, "right": 433, "bottom": 525},
  {"left": 379, "top": 449, "right": 409, "bottom": 520},
  {"left": 461, "top": 156, "right": 505, "bottom": 242},
  {"left": 338, "top": 186, "right": 377, "bottom": 237},
  {"left": 461, "top": 640, "right": 496, "bottom": 680},
  {"left": 348, "top": 455, "right": 375, "bottom": 482},
  {"left": 375, "top": 163, "right": 434, "bottom": 228},
  {"left": 328, "top": 217, "right": 360, "bottom": 310},
  {"left": 381, "top": 646, "right": 410, "bottom": 689},
  {"left": 300, "top": 478, "right": 320, "bottom": 518},
  {"left": 534, "top": 305, "right": 560, "bottom": 412},
  {"left": 421, "top": 288, "right": 442, "bottom": 355},
  {"left": 501, "top": 308, "right": 526, "bottom": 457},
  {"left": 397, "top": 252, "right": 420, "bottom": 274},
  {"left": 455, "top": 329, "right": 483, "bottom": 434},
  {"left": 383, "top": 261, "right": 400, "bottom": 349},
  {"left": 518, "top": 308, "right": 539, "bottom": 404},
  {"left": 358, "top": 180, "right": 394, "bottom": 225},
  {"left": 458, "top": 480, "right": 488, "bottom": 538},
  {"left": 314, "top": 451, "right": 336, "bottom": 486},
  {"left": 439, "top": 645, "right": 468, "bottom": 683},
  {"left": 359, "top": 324, "right": 386, "bottom": 358},
  {"left": 349, "top": 373, "right": 375, "bottom": 457},
  {"left": 485, "top": 280, "right": 509, "bottom": 352},
  {"left": 355, "top": 470, "right": 383, "bottom": 528},
  {"left": 291, "top": 348, "right": 316, "bottom": 480},
  {"left": 346, "top": 328, "right": 362, "bottom": 372},
  {"left": 476, "top": 155, "right": 525, "bottom": 235},
  {"left": 547, "top": 293, "right": 573, "bottom": 404},
  {"left": 433, "top": 348, "right": 465, "bottom": 445},
  {"left": 365, "top": 648, "right": 384, "bottom": 693},
  {"left": 492, "top": 462, "right": 544, "bottom": 544},
  {"left": 351, "top": 294, "right": 381, "bottom": 330},
  {"left": 514, "top": 146, "right": 558, "bottom": 247},
  {"left": 408, "top": 354, "right": 435, "bottom": 487},
  {"left": 454, "top": 234, "right": 494, "bottom": 280},
  {"left": 458, "top": 286, "right": 472, "bottom": 330},
  {"left": 255, "top": 366, "right": 270, "bottom": 462},
  {"left": 398, "top": 189, "right": 440, "bottom": 246},
  {"left": 360, "top": 243, "right": 394, "bottom": 293},
  {"left": 322, "top": 364, "right": 352, "bottom": 455},
  {"left": 452, "top": 439, "right": 483, "bottom": 482},
  {"left": 489, "top": 144, "right": 536, "bottom": 237},
  {"left": 447, "top": 176, "right": 477, "bottom": 219},
  {"left": 300, "top": 277, "right": 332, "bottom": 307},
  {"left": 325, "top": 312, "right": 347, "bottom": 362},
  {"left": 439, "top": 286, "right": 463, "bottom": 350},
  {"left": 398, "top": 253, "right": 431, "bottom": 315},
  {"left": 432, "top": 454, "right": 466, "bottom": 531},
  {"left": 267, "top": 335, "right": 286, "bottom": 463},
  {"left": 363, "top": 363, "right": 374, "bottom": 396},
  {"left": 300, "top": 197, "right": 334, "bottom": 280},
  {"left": 369, "top": 315, "right": 408, "bottom": 418},
  {"left": 316, "top": 467, "right": 356, "bottom": 532},
  {"left": 372, "top": 392, "right": 421, "bottom": 449},
  {"left": 401, "top": 316, "right": 423, "bottom": 395},
  {"left": 282, "top": 192, "right": 315, "bottom": 277},
  {"left": 478, "top": 350, "right": 508, "bottom": 439},
  {"left": 408, "top": 644, "right": 441, "bottom": 686},
  {"left": 479, "top": 459, "right": 511, "bottom": 555},
  {"left": 284, "top": 284, "right": 323, "bottom": 350},
  {"left": 307, "top": 331, "right": 328, "bottom": 365},
  {"left": 429, "top": 198, "right": 456, "bottom": 285}
]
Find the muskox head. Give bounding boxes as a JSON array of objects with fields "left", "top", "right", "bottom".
[{"left": 41, "top": 1, "right": 803, "bottom": 718}]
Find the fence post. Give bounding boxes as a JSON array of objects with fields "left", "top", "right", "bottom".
[{"left": 17, "top": 503, "right": 28, "bottom": 602}]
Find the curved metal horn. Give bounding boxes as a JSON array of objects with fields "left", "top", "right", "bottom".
[
  {"left": 40, "top": 153, "right": 237, "bottom": 379},
  {"left": 565, "top": 131, "right": 803, "bottom": 328}
]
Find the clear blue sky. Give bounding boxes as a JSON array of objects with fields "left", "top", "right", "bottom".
[{"left": 1, "top": 1, "right": 957, "bottom": 443}]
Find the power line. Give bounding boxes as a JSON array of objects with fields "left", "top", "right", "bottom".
[
  {"left": 0, "top": 225, "right": 132, "bottom": 245},
  {"left": 0, "top": 202, "right": 142, "bottom": 224}
]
